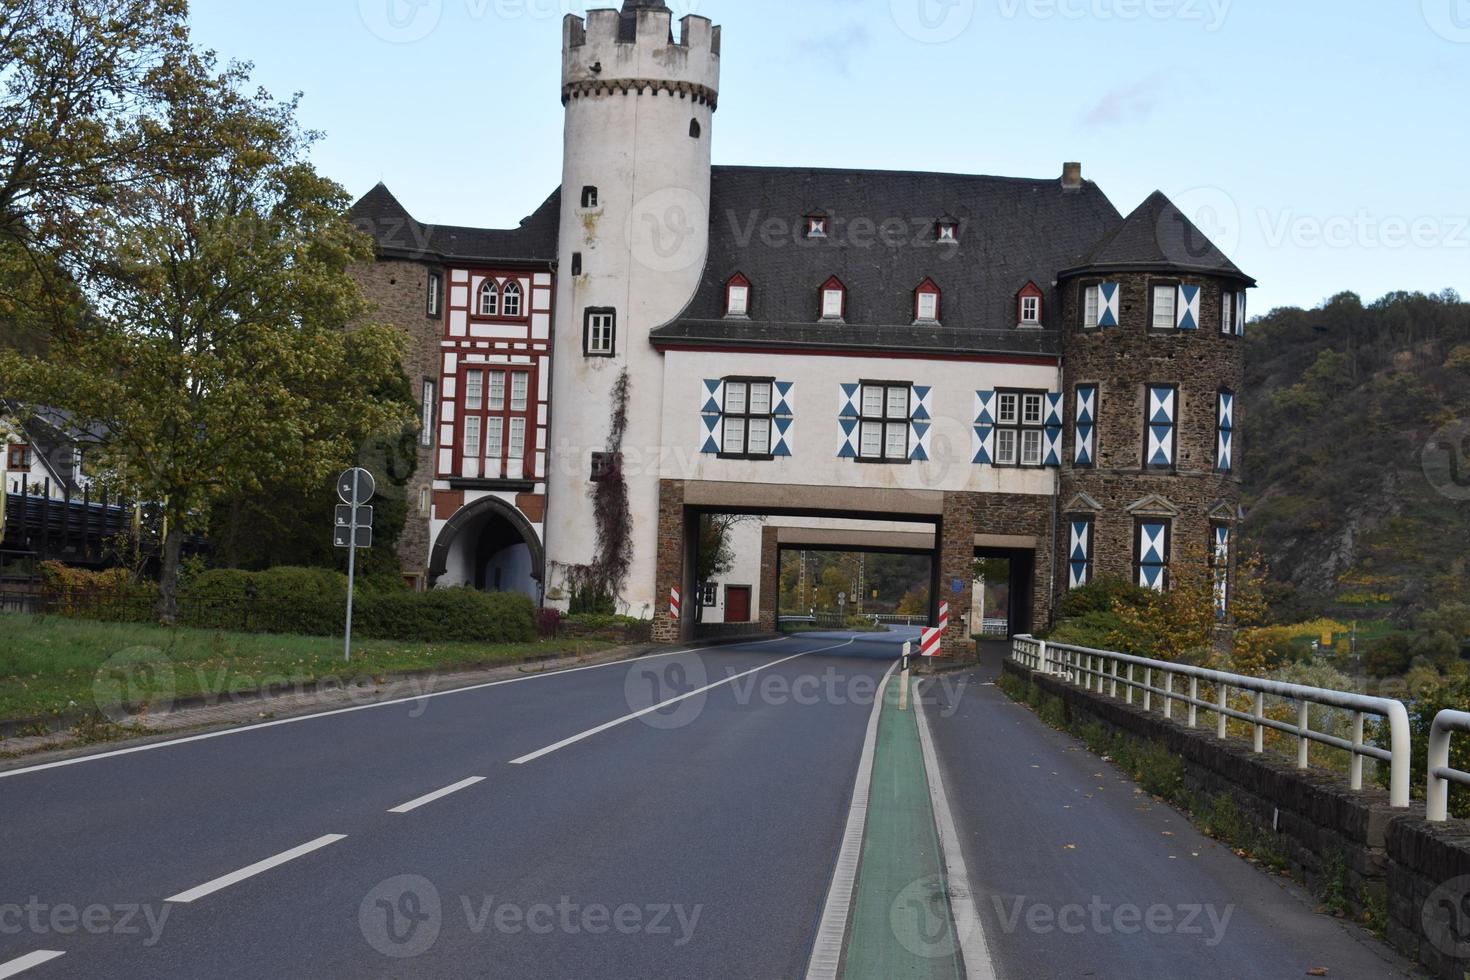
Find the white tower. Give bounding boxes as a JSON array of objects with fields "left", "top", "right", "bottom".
[{"left": 544, "top": 1, "right": 721, "bottom": 615}]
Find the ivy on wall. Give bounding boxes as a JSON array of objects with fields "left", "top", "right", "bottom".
[{"left": 556, "top": 368, "right": 633, "bottom": 613}]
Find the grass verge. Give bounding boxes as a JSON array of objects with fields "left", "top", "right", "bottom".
[{"left": 0, "top": 612, "right": 613, "bottom": 726}]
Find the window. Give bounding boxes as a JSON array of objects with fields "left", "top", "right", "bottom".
[
  {"left": 581, "top": 186, "right": 598, "bottom": 209},
  {"left": 465, "top": 371, "right": 484, "bottom": 411},
  {"left": 488, "top": 371, "right": 506, "bottom": 412},
  {"left": 1068, "top": 518, "right": 1094, "bottom": 589},
  {"left": 689, "top": 118, "right": 702, "bottom": 139},
  {"left": 463, "top": 417, "right": 481, "bottom": 460},
  {"left": 484, "top": 416, "right": 504, "bottom": 460},
  {"left": 726, "top": 274, "right": 750, "bottom": 317},
  {"left": 501, "top": 281, "right": 523, "bottom": 318},
  {"left": 993, "top": 390, "right": 1047, "bottom": 467},
  {"left": 1135, "top": 520, "right": 1171, "bottom": 592},
  {"left": 721, "top": 379, "right": 775, "bottom": 458},
  {"left": 585, "top": 308, "right": 616, "bottom": 356},
  {"left": 458, "top": 364, "right": 537, "bottom": 477},
  {"left": 1151, "top": 284, "right": 1177, "bottom": 330},
  {"left": 937, "top": 221, "right": 958, "bottom": 242},
  {"left": 7, "top": 443, "right": 31, "bottom": 471},
  {"left": 914, "top": 279, "right": 940, "bottom": 322},
  {"left": 806, "top": 215, "right": 828, "bottom": 239},
  {"left": 1216, "top": 389, "right": 1235, "bottom": 472},
  {"left": 571, "top": 252, "right": 584, "bottom": 276},
  {"left": 1145, "top": 384, "right": 1178, "bottom": 469},
  {"left": 426, "top": 272, "right": 441, "bottom": 318},
  {"left": 1221, "top": 291, "right": 1236, "bottom": 335},
  {"left": 478, "top": 280, "right": 499, "bottom": 317},
  {"left": 420, "top": 380, "right": 436, "bottom": 447},
  {"left": 857, "top": 383, "right": 910, "bottom": 463},
  {"left": 1021, "top": 295, "right": 1040, "bottom": 325},
  {"left": 700, "top": 582, "right": 718, "bottom": 607},
  {"left": 509, "top": 418, "right": 526, "bottom": 459},
  {"left": 820, "top": 277, "right": 846, "bottom": 319},
  {"left": 1211, "top": 523, "right": 1232, "bottom": 617},
  {"left": 511, "top": 371, "right": 529, "bottom": 413},
  {"left": 1083, "top": 285, "right": 1100, "bottom": 329}
]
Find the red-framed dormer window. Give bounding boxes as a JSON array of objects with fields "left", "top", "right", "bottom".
[
  {"left": 1017, "top": 281, "right": 1045, "bottom": 327},
  {"left": 725, "top": 273, "right": 751, "bottom": 317},
  {"left": 936, "top": 219, "right": 959, "bottom": 243},
  {"left": 914, "top": 278, "right": 941, "bottom": 323},
  {"left": 806, "top": 214, "right": 829, "bottom": 239},
  {"left": 819, "top": 276, "right": 846, "bottom": 320}
]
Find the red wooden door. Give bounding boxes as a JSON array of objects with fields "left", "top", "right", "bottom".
[{"left": 726, "top": 587, "right": 751, "bottom": 623}]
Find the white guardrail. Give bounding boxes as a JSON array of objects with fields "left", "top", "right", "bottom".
[
  {"left": 1011, "top": 636, "right": 1412, "bottom": 809},
  {"left": 1428, "top": 710, "right": 1470, "bottom": 822}
]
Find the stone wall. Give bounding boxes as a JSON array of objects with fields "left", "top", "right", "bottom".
[
  {"left": 652, "top": 479, "right": 686, "bottom": 643},
  {"left": 759, "top": 525, "right": 779, "bottom": 632},
  {"left": 350, "top": 258, "right": 440, "bottom": 586},
  {"left": 1058, "top": 270, "right": 1245, "bottom": 604},
  {"left": 938, "top": 491, "right": 1056, "bottom": 657},
  {"left": 1006, "top": 658, "right": 1470, "bottom": 980}
]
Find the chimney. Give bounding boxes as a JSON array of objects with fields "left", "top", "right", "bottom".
[{"left": 1062, "top": 161, "right": 1083, "bottom": 190}]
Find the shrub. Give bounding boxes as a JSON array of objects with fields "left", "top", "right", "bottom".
[
  {"left": 36, "top": 561, "right": 157, "bottom": 623},
  {"left": 1364, "top": 634, "right": 1414, "bottom": 677},
  {"left": 1056, "top": 575, "right": 1150, "bottom": 619},
  {"left": 353, "top": 588, "right": 536, "bottom": 645}
]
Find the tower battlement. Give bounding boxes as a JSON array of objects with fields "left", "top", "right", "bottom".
[{"left": 563, "top": 3, "right": 720, "bottom": 109}]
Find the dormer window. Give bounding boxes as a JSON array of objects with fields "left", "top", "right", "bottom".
[
  {"left": 936, "top": 220, "right": 958, "bottom": 243},
  {"left": 725, "top": 273, "right": 751, "bottom": 317},
  {"left": 819, "top": 277, "right": 846, "bottom": 320},
  {"left": 806, "top": 215, "right": 828, "bottom": 239},
  {"left": 1017, "top": 282, "right": 1044, "bottom": 328},
  {"left": 478, "top": 280, "right": 499, "bottom": 317},
  {"left": 914, "top": 278, "right": 941, "bottom": 323}
]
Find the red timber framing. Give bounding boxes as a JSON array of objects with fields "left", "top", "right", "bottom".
[{"left": 437, "top": 267, "right": 555, "bottom": 483}]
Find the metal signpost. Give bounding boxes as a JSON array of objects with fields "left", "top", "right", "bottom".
[{"left": 335, "top": 468, "right": 376, "bottom": 663}]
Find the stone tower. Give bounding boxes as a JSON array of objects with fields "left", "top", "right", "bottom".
[{"left": 544, "top": 1, "right": 722, "bottom": 615}]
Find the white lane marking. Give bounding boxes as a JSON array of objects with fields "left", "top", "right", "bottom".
[
  {"left": 803, "top": 659, "right": 899, "bottom": 980},
  {"left": 165, "top": 834, "right": 348, "bottom": 904},
  {"left": 916, "top": 678, "right": 999, "bottom": 980},
  {"left": 510, "top": 637, "right": 858, "bottom": 765},
  {"left": 0, "top": 951, "right": 65, "bottom": 979},
  {"left": 0, "top": 637, "right": 793, "bottom": 782},
  {"left": 388, "top": 776, "right": 486, "bottom": 814}
]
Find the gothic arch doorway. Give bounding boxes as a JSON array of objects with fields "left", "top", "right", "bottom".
[{"left": 429, "top": 496, "right": 544, "bottom": 599}]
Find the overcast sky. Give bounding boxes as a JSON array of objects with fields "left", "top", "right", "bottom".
[{"left": 189, "top": 0, "right": 1470, "bottom": 314}]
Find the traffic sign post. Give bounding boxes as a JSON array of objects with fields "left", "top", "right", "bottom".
[{"left": 335, "top": 468, "right": 376, "bottom": 663}]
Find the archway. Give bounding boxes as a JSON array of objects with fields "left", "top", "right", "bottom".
[{"left": 429, "top": 496, "right": 544, "bottom": 599}]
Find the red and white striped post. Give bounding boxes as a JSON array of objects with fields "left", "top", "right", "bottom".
[{"left": 669, "top": 586, "right": 682, "bottom": 623}]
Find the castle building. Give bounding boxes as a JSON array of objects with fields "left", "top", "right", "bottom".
[{"left": 349, "top": 1, "right": 1253, "bottom": 655}]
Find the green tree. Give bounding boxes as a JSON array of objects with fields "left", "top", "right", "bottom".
[{"left": 1, "top": 47, "right": 412, "bottom": 621}]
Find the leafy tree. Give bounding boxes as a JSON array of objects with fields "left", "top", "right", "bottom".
[
  {"left": 1363, "top": 634, "right": 1414, "bottom": 678},
  {"left": 0, "top": 47, "right": 411, "bottom": 621},
  {"left": 895, "top": 586, "right": 929, "bottom": 616},
  {"left": 1108, "top": 550, "right": 1272, "bottom": 671}
]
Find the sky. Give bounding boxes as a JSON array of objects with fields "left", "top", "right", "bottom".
[{"left": 188, "top": 0, "right": 1470, "bottom": 314}]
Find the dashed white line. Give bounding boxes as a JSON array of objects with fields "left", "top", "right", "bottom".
[
  {"left": 0, "top": 951, "right": 64, "bottom": 979},
  {"left": 388, "top": 776, "right": 486, "bottom": 814},
  {"left": 0, "top": 637, "right": 793, "bottom": 782},
  {"left": 165, "top": 834, "right": 348, "bottom": 904},
  {"left": 510, "top": 638, "right": 857, "bottom": 765}
]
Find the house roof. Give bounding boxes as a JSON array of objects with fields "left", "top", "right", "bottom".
[
  {"left": 348, "top": 183, "right": 560, "bottom": 266},
  {"left": 652, "top": 165, "right": 1125, "bottom": 357},
  {"left": 1059, "top": 190, "right": 1256, "bottom": 286}
]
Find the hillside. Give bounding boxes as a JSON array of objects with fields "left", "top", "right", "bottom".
[{"left": 1241, "top": 290, "right": 1470, "bottom": 622}]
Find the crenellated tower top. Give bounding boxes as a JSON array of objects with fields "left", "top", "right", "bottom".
[{"left": 562, "top": 2, "right": 721, "bottom": 110}]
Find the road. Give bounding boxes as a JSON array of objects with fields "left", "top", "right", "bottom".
[{"left": 0, "top": 631, "right": 1418, "bottom": 978}]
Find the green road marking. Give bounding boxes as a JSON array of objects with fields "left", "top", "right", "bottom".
[{"left": 841, "top": 675, "right": 966, "bottom": 980}]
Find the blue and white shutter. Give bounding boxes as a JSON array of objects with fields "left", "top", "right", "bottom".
[
  {"left": 1176, "top": 284, "right": 1201, "bottom": 330},
  {"left": 1146, "top": 386, "right": 1177, "bottom": 467},
  {"left": 1044, "top": 393, "right": 1064, "bottom": 467},
  {"left": 1137, "top": 522, "right": 1170, "bottom": 591},
  {"left": 1098, "top": 282, "right": 1121, "bottom": 328},
  {"left": 1069, "top": 519, "right": 1093, "bottom": 589},
  {"left": 1213, "top": 525, "right": 1232, "bottom": 616},
  {"left": 909, "top": 386, "right": 933, "bottom": 462},
  {"left": 1216, "top": 391, "right": 1234, "bottom": 472},
  {"left": 973, "top": 390, "right": 996, "bottom": 465},
  {"left": 772, "top": 381, "right": 794, "bottom": 457},
  {"left": 837, "top": 383, "right": 860, "bottom": 459},
  {"left": 1235, "top": 292, "right": 1247, "bottom": 336},
  {"left": 1074, "top": 385, "right": 1097, "bottom": 466},
  {"left": 699, "top": 379, "right": 724, "bottom": 455}
]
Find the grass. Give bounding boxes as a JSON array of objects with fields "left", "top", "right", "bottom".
[{"left": 0, "top": 613, "right": 612, "bottom": 725}]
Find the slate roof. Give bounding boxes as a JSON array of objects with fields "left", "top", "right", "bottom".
[
  {"left": 652, "top": 166, "right": 1126, "bottom": 357},
  {"left": 348, "top": 183, "right": 560, "bottom": 266},
  {"left": 1060, "top": 190, "right": 1256, "bottom": 286}
]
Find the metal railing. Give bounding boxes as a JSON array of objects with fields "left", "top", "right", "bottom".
[
  {"left": 1428, "top": 710, "right": 1470, "bottom": 822},
  {"left": 1010, "top": 636, "right": 1412, "bottom": 808}
]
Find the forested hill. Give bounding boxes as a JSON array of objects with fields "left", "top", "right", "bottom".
[{"left": 1241, "top": 290, "right": 1470, "bottom": 622}]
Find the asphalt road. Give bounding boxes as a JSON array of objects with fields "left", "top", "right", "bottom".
[
  {"left": 0, "top": 631, "right": 909, "bottom": 979},
  {"left": 925, "top": 644, "right": 1419, "bottom": 980}
]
